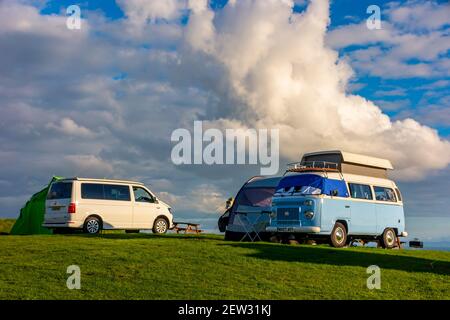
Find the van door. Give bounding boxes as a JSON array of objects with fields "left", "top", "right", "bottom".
[
  {"left": 79, "top": 183, "right": 133, "bottom": 229},
  {"left": 132, "top": 186, "right": 160, "bottom": 229},
  {"left": 347, "top": 183, "right": 377, "bottom": 235}
]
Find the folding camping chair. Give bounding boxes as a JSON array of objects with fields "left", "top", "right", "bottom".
[{"left": 234, "top": 212, "right": 268, "bottom": 242}]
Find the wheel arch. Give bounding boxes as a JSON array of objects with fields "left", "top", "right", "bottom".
[
  {"left": 84, "top": 214, "right": 103, "bottom": 227},
  {"left": 336, "top": 219, "right": 349, "bottom": 233}
]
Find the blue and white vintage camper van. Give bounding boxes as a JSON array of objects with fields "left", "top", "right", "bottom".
[{"left": 266, "top": 151, "right": 407, "bottom": 248}]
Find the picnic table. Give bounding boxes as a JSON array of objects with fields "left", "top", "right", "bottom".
[{"left": 172, "top": 222, "right": 203, "bottom": 235}]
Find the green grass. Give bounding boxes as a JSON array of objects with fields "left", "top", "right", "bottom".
[
  {"left": 0, "top": 232, "right": 449, "bottom": 300},
  {"left": 0, "top": 219, "right": 15, "bottom": 234}
]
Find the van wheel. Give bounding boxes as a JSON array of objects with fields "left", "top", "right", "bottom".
[
  {"left": 381, "top": 228, "right": 397, "bottom": 249},
  {"left": 153, "top": 218, "right": 168, "bottom": 234},
  {"left": 330, "top": 222, "right": 347, "bottom": 248},
  {"left": 83, "top": 217, "right": 101, "bottom": 234}
]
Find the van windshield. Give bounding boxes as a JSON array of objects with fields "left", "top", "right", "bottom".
[
  {"left": 47, "top": 182, "right": 73, "bottom": 200},
  {"left": 234, "top": 187, "right": 275, "bottom": 208},
  {"left": 274, "top": 185, "right": 321, "bottom": 196}
]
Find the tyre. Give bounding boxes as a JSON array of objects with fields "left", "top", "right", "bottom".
[
  {"left": 380, "top": 228, "right": 397, "bottom": 249},
  {"left": 83, "top": 216, "right": 101, "bottom": 234},
  {"left": 153, "top": 217, "right": 168, "bottom": 234},
  {"left": 330, "top": 222, "right": 347, "bottom": 248}
]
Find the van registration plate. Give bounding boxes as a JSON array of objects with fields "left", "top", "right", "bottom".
[{"left": 277, "top": 227, "right": 294, "bottom": 232}]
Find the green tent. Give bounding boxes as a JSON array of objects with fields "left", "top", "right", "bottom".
[{"left": 10, "top": 176, "right": 63, "bottom": 235}]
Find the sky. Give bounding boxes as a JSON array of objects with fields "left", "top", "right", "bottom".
[{"left": 0, "top": 0, "right": 449, "bottom": 241}]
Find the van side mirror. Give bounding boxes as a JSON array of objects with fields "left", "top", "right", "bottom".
[
  {"left": 154, "top": 198, "right": 159, "bottom": 204},
  {"left": 331, "top": 190, "right": 339, "bottom": 196}
]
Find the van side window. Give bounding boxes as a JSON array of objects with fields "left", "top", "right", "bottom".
[
  {"left": 81, "top": 183, "right": 103, "bottom": 199},
  {"left": 81, "top": 183, "right": 131, "bottom": 201},
  {"left": 104, "top": 185, "right": 131, "bottom": 201},
  {"left": 395, "top": 188, "right": 402, "bottom": 202},
  {"left": 374, "top": 186, "right": 397, "bottom": 202},
  {"left": 348, "top": 183, "right": 373, "bottom": 200},
  {"left": 133, "top": 187, "right": 155, "bottom": 203}
]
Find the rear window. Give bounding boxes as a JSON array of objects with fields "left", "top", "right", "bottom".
[
  {"left": 81, "top": 183, "right": 131, "bottom": 201},
  {"left": 47, "top": 182, "right": 73, "bottom": 200}
]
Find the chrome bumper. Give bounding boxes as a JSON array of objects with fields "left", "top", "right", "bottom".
[{"left": 266, "top": 226, "right": 321, "bottom": 233}]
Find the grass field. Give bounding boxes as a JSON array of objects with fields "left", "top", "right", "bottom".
[{"left": 0, "top": 231, "right": 449, "bottom": 300}]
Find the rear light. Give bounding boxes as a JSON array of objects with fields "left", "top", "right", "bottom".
[{"left": 68, "top": 203, "right": 76, "bottom": 214}]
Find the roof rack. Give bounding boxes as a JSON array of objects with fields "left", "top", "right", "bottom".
[
  {"left": 286, "top": 161, "right": 339, "bottom": 172},
  {"left": 285, "top": 161, "right": 343, "bottom": 179}
]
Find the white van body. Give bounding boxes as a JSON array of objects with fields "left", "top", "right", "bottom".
[{"left": 43, "top": 178, "right": 174, "bottom": 234}]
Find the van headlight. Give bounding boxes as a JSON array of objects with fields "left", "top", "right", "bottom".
[
  {"left": 304, "top": 211, "right": 314, "bottom": 219},
  {"left": 270, "top": 210, "right": 276, "bottom": 218}
]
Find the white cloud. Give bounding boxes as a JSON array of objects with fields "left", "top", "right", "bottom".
[
  {"left": 64, "top": 155, "right": 114, "bottom": 177},
  {"left": 180, "top": 0, "right": 450, "bottom": 180},
  {"left": 46, "top": 118, "right": 94, "bottom": 137},
  {"left": 326, "top": 1, "right": 450, "bottom": 79},
  {"left": 386, "top": 0, "right": 450, "bottom": 31}
]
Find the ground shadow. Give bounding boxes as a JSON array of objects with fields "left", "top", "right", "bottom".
[
  {"left": 220, "top": 242, "right": 450, "bottom": 276},
  {"left": 65, "top": 232, "right": 221, "bottom": 242}
]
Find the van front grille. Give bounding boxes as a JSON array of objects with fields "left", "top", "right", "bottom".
[{"left": 277, "top": 208, "right": 300, "bottom": 225}]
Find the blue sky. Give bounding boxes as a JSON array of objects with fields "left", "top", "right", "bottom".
[{"left": 0, "top": 0, "right": 449, "bottom": 242}]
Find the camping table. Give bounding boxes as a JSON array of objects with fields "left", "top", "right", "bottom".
[{"left": 172, "top": 222, "right": 202, "bottom": 234}]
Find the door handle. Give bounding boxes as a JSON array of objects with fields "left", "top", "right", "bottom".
[{"left": 345, "top": 205, "right": 350, "bottom": 208}]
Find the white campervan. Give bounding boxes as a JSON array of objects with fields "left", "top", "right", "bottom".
[{"left": 43, "top": 178, "right": 174, "bottom": 234}]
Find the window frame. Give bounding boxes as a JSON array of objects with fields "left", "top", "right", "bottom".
[
  {"left": 347, "top": 182, "right": 373, "bottom": 201},
  {"left": 132, "top": 186, "right": 156, "bottom": 203},
  {"left": 373, "top": 186, "right": 397, "bottom": 203},
  {"left": 81, "top": 183, "right": 131, "bottom": 201}
]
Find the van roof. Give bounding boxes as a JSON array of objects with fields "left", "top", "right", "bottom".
[
  {"left": 59, "top": 177, "right": 145, "bottom": 185},
  {"left": 246, "top": 176, "right": 283, "bottom": 188},
  {"left": 303, "top": 150, "right": 394, "bottom": 170}
]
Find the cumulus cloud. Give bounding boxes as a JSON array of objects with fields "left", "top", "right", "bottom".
[
  {"left": 64, "top": 155, "right": 114, "bottom": 177},
  {"left": 326, "top": 1, "right": 450, "bottom": 79},
  {"left": 178, "top": 0, "right": 450, "bottom": 180},
  {"left": 46, "top": 118, "right": 94, "bottom": 137}
]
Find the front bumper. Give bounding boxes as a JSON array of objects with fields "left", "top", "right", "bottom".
[{"left": 266, "top": 226, "right": 321, "bottom": 233}]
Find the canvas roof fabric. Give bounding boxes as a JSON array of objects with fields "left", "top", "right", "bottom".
[
  {"left": 303, "top": 150, "right": 393, "bottom": 169},
  {"left": 10, "top": 176, "right": 63, "bottom": 235},
  {"left": 277, "top": 174, "right": 349, "bottom": 197}
]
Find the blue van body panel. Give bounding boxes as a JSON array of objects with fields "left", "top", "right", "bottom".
[
  {"left": 348, "top": 200, "right": 377, "bottom": 235},
  {"left": 375, "top": 203, "right": 405, "bottom": 234},
  {"left": 320, "top": 198, "right": 350, "bottom": 233}
]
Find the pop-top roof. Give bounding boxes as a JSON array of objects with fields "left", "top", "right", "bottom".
[{"left": 303, "top": 150, "right": 394, "bottom": 170}]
